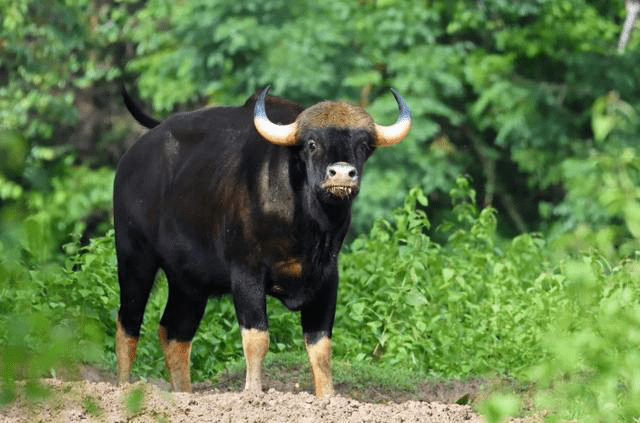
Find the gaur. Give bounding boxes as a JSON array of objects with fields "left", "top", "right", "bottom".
[{"left": 114, "top": 86, "right": 411, "bottom": 396}]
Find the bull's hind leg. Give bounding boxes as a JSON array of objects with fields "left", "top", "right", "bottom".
[
  {"left": 157, "top": 325, "right": 193, "bottom": 392},
  {"left": 115, "top": 244, "right": 158, "bottom": 386},
  {"left": 158, "top": 284, "right": 207, "bottom": 392},
  {"left": 301, "top": 277, "right": 337, "bottom": 397},
  {"left": 116, "top": 317, "right": 139, "bottom": 385}
]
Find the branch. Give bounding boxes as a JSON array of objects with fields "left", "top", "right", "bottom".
[
  {"left": 462, "top": 125, "right": 529, "bottom": 234},
  {"left": 463, "top": 125, "right": 496, "bottom": 208},
  {"left": 618, "top": 0, "right": 640, "bottom": 53},
  {"left": 495, "top": 188, "right": 529, "bottom": 234}
]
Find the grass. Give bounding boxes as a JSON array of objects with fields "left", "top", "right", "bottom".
[{"left": 82, "top": 395, "right": 103, "bottom": 418}]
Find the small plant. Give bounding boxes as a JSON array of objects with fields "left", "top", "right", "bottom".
[
  {"left": 124, "top": 386, "right": 145, "bottom": 417},
  {"left": 83, "top": 395, "right": 103, "bottom": 418}
]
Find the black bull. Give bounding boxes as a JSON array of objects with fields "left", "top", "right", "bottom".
[{"left": 114, "top": 87, "right": 411, "bottom": 397}]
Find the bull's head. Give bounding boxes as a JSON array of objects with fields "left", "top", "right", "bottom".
[{"left": 254, "top": 87, "right": 411, "bottom": 203}]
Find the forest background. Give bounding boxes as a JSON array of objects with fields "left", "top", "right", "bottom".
[{"left": 2, "top": 0, "right": 640, "bottom": 421}]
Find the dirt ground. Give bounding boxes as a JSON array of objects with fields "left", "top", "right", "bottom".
[{"left": 0, "top": 366, "right": 534, "bottom": 422}]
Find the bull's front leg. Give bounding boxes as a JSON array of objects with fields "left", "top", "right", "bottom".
[
  {"left": 241, "top": 327, "right": 269, "bottom": 392},
  {"left": 301, "top": 277, "right": 337, "bottom": 397},
  {"left": 304, "top": 333, "right": 333, "bottom": 397},
  {"left": 231, "top": 267, "right": 269, "bottom": 393}
]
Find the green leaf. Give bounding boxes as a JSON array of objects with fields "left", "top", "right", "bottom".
[
  {"left": 443, "top": 268, "right": 455, "bottom": 283},
  {"left": 624, "top": 201, "right": 640, "bottom": 240},
  {"left": 405, "top": 288, "right": 428, "bottom": 306}
]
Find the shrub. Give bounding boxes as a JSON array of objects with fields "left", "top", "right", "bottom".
[
  {"left": 336, "top": 177, "right": 563, "bottom": 377},
  {"left": 0, "top": 237, "right": 107, "bottom": 403},
  {"left": 526, "top": 254, "right": 640, "bottom": 422}
]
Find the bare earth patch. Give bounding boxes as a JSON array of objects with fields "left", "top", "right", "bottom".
[
  {"left": 1, "top": 378, "right": 484, "bottom": 423},
  {"left": 1, "top": 363, "right": 546, "bottom": 422}
]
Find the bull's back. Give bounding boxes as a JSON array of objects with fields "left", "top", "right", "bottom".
[
  {"left": 114, "top": 99, "right": 303, "bottom": 293},
  {"left": 115, "top": 104, "right": 258, "bottom": 239}
]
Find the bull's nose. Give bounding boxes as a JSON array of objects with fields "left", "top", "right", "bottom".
[{"left": 326, "top": 162, "right": 358, "bottom": 182}]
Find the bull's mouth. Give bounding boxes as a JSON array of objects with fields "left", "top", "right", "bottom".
[{"left": 322, "top": 183, "right": 359, "bottom": 199}]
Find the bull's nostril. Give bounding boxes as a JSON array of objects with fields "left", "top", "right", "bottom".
[{"left": 327, "top": 162, "right": 357, "bottom": 181}]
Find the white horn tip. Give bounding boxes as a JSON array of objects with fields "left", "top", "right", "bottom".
[
  {"left": 253, "top": 86, "right": 298, "bottom": 146},
  {"left": 374, "top": 89, "right": 412, "bottom": 147}
]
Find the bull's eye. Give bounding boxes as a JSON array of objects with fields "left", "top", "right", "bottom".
[
  {"left": 308, "top": 140, "right": 319, "bottom": 153},
  {"left": 360, "top": 141, "right": 371, "bottom": 152}
]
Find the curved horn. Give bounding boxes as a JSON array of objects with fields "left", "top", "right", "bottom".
[
  {"left": 254, "top": 86, "right": 298, "bottom": 146},
  {"left": 374, "top": 89, "right": 412, "bottom": 147}
]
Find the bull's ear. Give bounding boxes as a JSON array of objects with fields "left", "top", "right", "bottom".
[
  {"left": 374, "top": 89, "right": 412, "bottom": 147},
  {"left": 254, "top": 86, "right": 299, "bottom": 146}
]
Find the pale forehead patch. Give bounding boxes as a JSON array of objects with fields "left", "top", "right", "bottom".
[{"left": 297, "top": 101, "right": 375, "bottom": 132}]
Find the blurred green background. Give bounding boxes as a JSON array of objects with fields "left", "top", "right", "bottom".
[
  {"left": 2, "top": 1, "right": 640, "bottom": 420},
  {"left": 3, "top": 0, "right": 640, "bottom": 244}
]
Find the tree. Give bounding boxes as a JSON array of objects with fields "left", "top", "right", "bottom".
[{"left": 2, "top": 0, "right": 640, "bottom": 251}]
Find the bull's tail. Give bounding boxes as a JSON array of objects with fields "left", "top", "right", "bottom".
[{"left": 121, "top": 87, "right": 161, "bottom": 129}]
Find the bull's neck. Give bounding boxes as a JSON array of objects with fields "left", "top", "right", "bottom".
[
  {"left": 303, "top": 190, "right": 353, "bottom": 235},
  {"left": 321, "top": 200, "right": 353, "bottom": 226}
]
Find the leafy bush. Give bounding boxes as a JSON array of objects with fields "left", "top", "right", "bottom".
[
  {"left": 524, "top": 255, "right": 640, "bottom": 422},
  {"left": 0, "top": 146, "right": 114, "bottom": 265},
  {"left": 337, "top": 177, "right": 563, "bottom": 377},
  {"left": 551, "top": 95, "right": 640, "bottom": 259},
  {"left": 0, "top": 237, "right": 107, "bottom": 403},
  {"left": 0, "top": 149, "right": 116, "bottom": 401},
  {"left": 0, "top": 0, "right": 131, "bottom": 141}
]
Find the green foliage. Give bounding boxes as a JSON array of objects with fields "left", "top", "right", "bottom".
[
  {"left": 0, "top": 240, "right": 108, "bottom": 403},
  {"left": 551, "top": 92, "right": 640, "bottom": 258},
  {"left": 4, "top": 0, "right": 640, "bottom": 242},
  {"left": 0, "top": 0, "right": 131, "bottom": 140},
  {"left": 0, "top": 146, "right": 114, "bottom": 404},
  {"left": 25, "top": 163, "right": 113, "bottom": 262},
  {"left": 525, "top": 255, "right": 640, "bottom": 422},
  {"left": 82, "top": 395, "right": 103, "bottom": 418},
  {"left": 337, "top": 177, "right": 559, "bottom": 377},
  {"left": 0, "top": 145, "right": 114, "bottom": 264},
  {"left": 123, "top": 386, "right": 145, "bottom": 417},
  {"left": 477, "top": 393, "right": 521, "bottom": 423}
]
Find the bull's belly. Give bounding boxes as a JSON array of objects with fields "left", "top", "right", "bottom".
[{"left": 156, "top": 233, "right": 329, "bottom": 311}]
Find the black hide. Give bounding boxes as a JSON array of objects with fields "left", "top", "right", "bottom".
[{"left": 114, "top": 91, "right": 376, "bottom": 345}]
